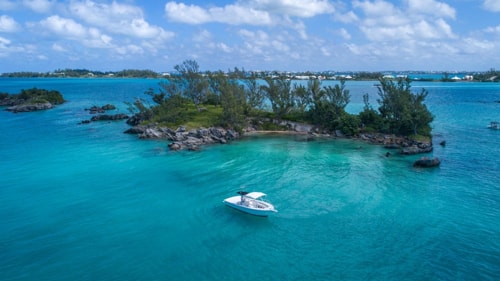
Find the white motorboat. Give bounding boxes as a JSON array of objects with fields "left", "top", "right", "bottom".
[{"left": 223, "top": 191, "right": 277, "bottom": 216}]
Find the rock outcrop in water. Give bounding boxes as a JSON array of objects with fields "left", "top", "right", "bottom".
[
  {"left": 413, "top": 157, "right": 441, "bottom": 168},
  {"left": 1, "top": 88, "right": 65, "bottom": 113},
  {"left": 359, "top": 133, "right": 433, "bottom": 155},
  {"left": 79, "top": 104, "right": 128, "bottom": 124},
  {"left": 85, "top": 104, "right": 116, "bottom": 114},
  {"left": 90, "top": 113, "right": 129, "bottom": 121},
  {"left": 124, "top": 124, "right": 239, "bottom": 151}
]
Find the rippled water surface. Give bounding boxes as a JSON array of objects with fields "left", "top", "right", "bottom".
[{"left": 0, "top": 78, "right": 499, "bottom": 280}]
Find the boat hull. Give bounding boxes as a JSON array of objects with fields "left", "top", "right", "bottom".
[{"left": 223, "top": 196, "right": 277, "bottom": 217}]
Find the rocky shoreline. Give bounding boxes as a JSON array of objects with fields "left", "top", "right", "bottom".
[
  {"left": 124, "top": 124, "right": 239, "bottom": 151},
  {"left": 123, "top": 118, "right": 435, "bottom": 156}
]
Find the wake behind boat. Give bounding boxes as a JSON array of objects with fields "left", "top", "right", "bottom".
[{"left": 223, "top": 191, "right": 277, "bottom": 216}]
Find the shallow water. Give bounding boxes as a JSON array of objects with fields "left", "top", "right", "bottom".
[{"left": 0, "top": 78, "right": 499, "bottom": 280}]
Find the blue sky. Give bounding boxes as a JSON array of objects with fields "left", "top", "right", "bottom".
[{"left": 0, "top": 0, "right": 499, "bottom": 72}]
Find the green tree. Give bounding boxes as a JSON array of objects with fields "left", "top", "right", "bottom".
[
  {"left": 323, "top": 79, "right": 350, "bottom": 116},
  {"left": 307, "top": 79, "right": 351, "bottom": 133},
  {"left": 359, "top": 93, "right": 384, "bottom": 132},
  {"left": 206, "top": 70, "right": 226, "bottom": 105},
  {"left": 261, "top": 76, "right": 295, "bottom": 119},
  {"left": 307, "top": 79, "right": 325, "bottom": 124},
  {"left": 292, "top": 84, "right": 309, "bottom": 113},
  {"left": 376, "top": 77, "right": 433, "bottom": 136},
  {"left": 220, "top": 79, "right": 246, "bottom": 129},
  {"left": 243, "top": 74, "right": 265, "bottom": 114},
  {"left": 174, "top": 60, "right": 209, "bottom": 110}
]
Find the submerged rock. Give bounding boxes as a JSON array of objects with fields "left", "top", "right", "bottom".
[
  {"left": 90, "top": 113, "right": 129, "bottom": 121},
  {"left": 413, "top": 157, "right": 441, "bottom": 168},
  {"left": 401, "top": 145, "right": 433, "bottom": 155}
]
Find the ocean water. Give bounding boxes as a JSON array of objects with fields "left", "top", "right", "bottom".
[{"left": 0, "top": 78, "right": 499, "bottom": 281}]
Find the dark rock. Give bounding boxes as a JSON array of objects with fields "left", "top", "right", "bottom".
[
  {"left": 168, "top": 142, "right": 182, "bottom": 151},
  {"left": 124, "top": 126, "right": 146, "bottom": 134},
  {"left": 123, "top": 124, "right": 240, "bottom": 151},
  {"left": 90, "top": 113, "right": 129, "bottom": 121},
  {"left": 139, "top": 127, "right": 166, "bottom": 139},
  {"left": 401, "top": 145, "right": 433, "bottom": 155},
  {"left": 86, "top": 106, "right": 105, "bottom": 114},
  {"left": 86, "top": 104, "right": 116, "bottom": 114},
  {"left": 187, "top": 144, "right": 201, "bottom": 151},
  {"left": 226, "top": 129, "right": 238, "bottom": 140},
  {"left": 101, "top": 104, "right": 116, "bottom": 110},
  {"left": 6, "top": 102, "right": 53, "bottom": 113},
  {"left": 439, "top": 140, "right": 446, "bottom": 146},
  {"left": 79, "top": 120, "right": 91, "bottom": 124},
  {"left": 413, "top": 157, "right": 440, "bottom": 168},
  {"left": 126, "top": 113, "right": 148, "bottom": 126}
]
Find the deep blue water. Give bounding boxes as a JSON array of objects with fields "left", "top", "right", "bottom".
[{"left": 0, "top": 78, "right": 499, "bottom": 280}]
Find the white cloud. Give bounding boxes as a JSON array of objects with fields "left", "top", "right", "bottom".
[
  {"left": 338, "top": 28, "right": 351, "bottom": 40},
  {"left": 0, "top": 35, "right": 10, "bottom": 44},
  {"left": 462, "top": 37, "right": 495, "bottom": 53},
  {"left": 291, "top": 20, "right": 307, "bottom": 39},
  {"left": 193, "top": 29, "right": 211, "bottom": 42},
  {"left": 218, "top": 42, "right": 232, "bottom": 53},
  {"left": 40, "top": 15, "right": 87, "bottom": 39},
  {"left": 271, "top": 39, "right": 290, "bottom": 52},
  {"left": 320, "top": 46, "right": 331, "bottom": 56},
  {"left": 39, "top": 15, "right": 113, "bottom": 48},
  {"left": 165, "top": 2, "right": 272, "bottom": 25},
  {"left": 52, "top": 43, "right": 66, "bottom": 52},
  {"left": 0, "top": 15, "right": 20, "bottom": 32},
  {"left": 23, "top": 0, "right": 54, "bottom": 13},
  {"left": 70, "top": 0, "right": 173, "bottom": 40},
  {"left": 353, "top": 0, "right": 399, "bottom": 17},
  {"left": 483, "top": 0, "right": 500, "bottom": 12},
  {"left": 249, "top": 0, "right": 334, "bottom": 18},
  {"left": 238, "top": 29, "right": 270, "bottom": 55},
  {"left": 406, "top": 0, "right": 455, "bottom": 19},
  {"left": 334, "top": 11, "right": 358, "bottom": 23},
  {"left": 0, "top": 35, "right": 26, "bottom": 57},
  {"left": 165, "top": 0, "right": 334, "bottom": 25},
  {"left": 485, "top": 24, "right": 500, "bottom": 34},
  {"left": 353, "top": 0, "right": 456, "bottom": 42},
  {"left": 116, "top": 44, "right": 143, "bottom": 55}
]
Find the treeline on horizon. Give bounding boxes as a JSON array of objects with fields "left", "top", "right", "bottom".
[
  {"left": 129, "top": 60, "right": 435, "bottom": 139},
  {"left": 1, "top": 67, "right": 499, "bottom": 82}
]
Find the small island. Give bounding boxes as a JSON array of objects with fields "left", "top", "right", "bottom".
[
  {"left": 1, "top": 61, "right": 441, "bottom": 167},
  {"left": 123, "top": 60, "right": 437, "bottom": 163},
  {"left": 1, "top": 88, "right": 65, "bottom": 113}
]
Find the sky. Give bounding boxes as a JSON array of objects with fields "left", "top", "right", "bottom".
[{"left": 0, "top": 0, "right": 499, "bottom": 72}]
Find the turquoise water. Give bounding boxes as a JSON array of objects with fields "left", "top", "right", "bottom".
[{"left": 0, "top": 78, "right": 499, "bottom": 280}]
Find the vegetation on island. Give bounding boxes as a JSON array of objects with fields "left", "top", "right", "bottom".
[
  {"left": 128, "top": 60, "right": 434, "bottom": 140},
  {"left": 0, "top": 87, "right": 65, "bottom": 105},
  {"left": 1, "top": 88, "right": 65, "bottom": 113}
]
